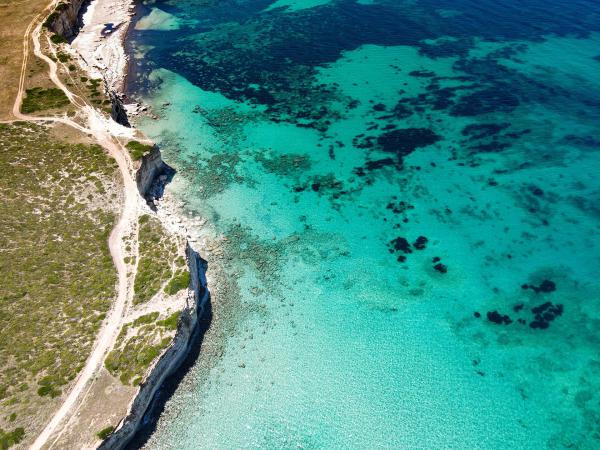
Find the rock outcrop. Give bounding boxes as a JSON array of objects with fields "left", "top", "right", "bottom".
[
  {"left": 44, "top": 0, "right": 87, "bottom": 40},
  {"left": 98, "top": 243, "right": 209, "bottom": 450},
  {"left": 135, "top": 147, "right": 175, "bottom": 203},
  {"left": 108, "top": 90, "right": 130, "bottom": 127}
]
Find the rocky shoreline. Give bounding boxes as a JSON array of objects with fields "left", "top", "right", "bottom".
[
  {"left": 99, "top": 243, "right": 210, "bottom": 450},
  {"left": 45, "top": 0, "right": 213, "bottom": 448}
]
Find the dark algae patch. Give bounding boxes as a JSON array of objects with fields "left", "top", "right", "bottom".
[{"left": 376, "top": 128, "right": 440, "bottom": 158}]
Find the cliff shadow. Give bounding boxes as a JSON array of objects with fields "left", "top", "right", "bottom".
[
  {"left": 124, "top": 293, "right": 213, "bottom": 450},
  {"left": 137, "top": 151, "right": 177, "bottom": 211},
  {"left": 146, "top": 163, "right": 176, "bottom": 210}
]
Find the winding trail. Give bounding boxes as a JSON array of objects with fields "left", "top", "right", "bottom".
[{"left": 11, "top": 6, "right": 141, "bottom": 450}]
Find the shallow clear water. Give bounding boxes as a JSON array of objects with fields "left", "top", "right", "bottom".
[{"left": 127, "top": 0, "right": 600, "bottom": 447}]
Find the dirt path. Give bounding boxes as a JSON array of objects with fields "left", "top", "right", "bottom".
[{"left": 11, "top": 8, "right": 141, "bottom": 450}]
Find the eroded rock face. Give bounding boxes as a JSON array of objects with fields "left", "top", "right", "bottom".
[
  {"left": 135, "top": 148, "right": 174, "bottom": 202},
  {"left": 98, "top": 244, "right": 210, "bottom": 450},
  {"left": 45, "top": 0, "right": 87, "bottom": 40},
  {"left": 108, "top": 90, "right": 130, "bottom": 127}
]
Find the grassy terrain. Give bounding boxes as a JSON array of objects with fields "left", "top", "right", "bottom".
[
  {"left": 21, "top": 87, "right": 70, "bottom": 113},
  {"left": 0, "top": 122, "right": 120, "bottom": 442},
  {"left": 0, "top": 0, "right": 50, "bottom": 119},
  {"left": 133, "top": 215, "right": 180, "bottom": 304},
  {"left": 104, "top": 311, "right": 180, "bottom": 386},
  {"left": 164, "top": 269, "right": 190, "bottom": 295},
  {"left": 0, "top": 427, "right": 25, "bottom": 449},
  {"left": 108, "top": 214, "right": 188, "bottom": 386},
  {"left": 125, "top": 140, "right": 154, "bottom": 161}
]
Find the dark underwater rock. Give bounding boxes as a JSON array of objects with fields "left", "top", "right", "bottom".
[
  {"left": 388, "top": 237, "right": 412, "bottom": 254},
  {"left": 461, "top": 123, "right": 509, "bottom": 140},
  {"left": 376, "top": 128, "right": 441, "bottom": 158},
  {"left": 530, "top": 320, "right": 549, "bottom": 329},
  {"left": 487, "top": 310, "right": 512, "bottom": 325},
  {"left": 409, "top": 69, "right": 436, "bottom": 77},
  {"left": 451, "top": 86, "right": 520, "bottom": 116},
  {"left": 413, "top": 236, "right": 428, "bottom": 250},
  {"left": 522, "top": 279, "right": 556, "bottom": 293},
  {"left": 433, "top": 262, "right": 447, "bottom": 273}
]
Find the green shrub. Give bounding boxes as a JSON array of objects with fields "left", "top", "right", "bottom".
[
  {"left": 132, "top": 312, "right": 159, "bottom": 326},
  {"left": 125, "top": 141, "right": 153, "bottom": 161},
  {"left": 164, "top": 270, "right": 190, "bottom": 295},
  {"left": 43, "top": 12, "right": 59, "bottom": 28},
  {"left": 0, "top": 427, "right": 25, "bottom": 449},
  {"left": 96, "top": 426, "right": 114, "bottom": 440},
  {"left": 50, "top": 34, "right": 67, "bottom": 44},
  {"left": 56, "top": 52, "right": 70, "bottom": 62},
  {"left": 21, "top": 87, "right": 69, "bottom": 113},
  {"left": 36, "top": 385, "right": 60, "bottom": 398},
  {"left": 133, "top": 215, "right": 177, "bottom": 304},
  {"left": 157, "top": 311, "right": 180, "bottom": 330}
]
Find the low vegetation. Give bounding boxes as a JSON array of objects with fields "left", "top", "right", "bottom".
[
  {"left": 49, "top": 34, "right": 67, "bottom": 45},
  {"left": 104, "top": 311, "right": 180, "bottom": 386},
  {"left": 125, "top": 140, "right": 154, "bottom": 161},
  {"left": 95, "top": 425, "right": 114, "bottom": 440},
  {"left": 0, "top": 0, "right": 49, "bottom": 119},
  {"left": 133, "top": 215, "right": 179, "bottom": 304},
  {"left": 164, "top": 269, "right": 190, "bottom": 295},
  {"left": 0, "top": 427, "right": 25, "bottom": 449},
  {"left": 0, "top": 123, "right": 120, "bottom": 440},
  {"left": 21, "top": 87, "right": 70, "bottom": 113}
]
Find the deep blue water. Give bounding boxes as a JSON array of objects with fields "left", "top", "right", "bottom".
[{"left": 127, "top": 0, "right": 600, "bottom": 447}]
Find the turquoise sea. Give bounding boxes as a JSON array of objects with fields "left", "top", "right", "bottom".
[{"left": 126, "top": 0, "right": 600, "bottom": 448}]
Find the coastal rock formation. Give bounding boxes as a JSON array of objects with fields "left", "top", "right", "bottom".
[
  {"left": 108, "top": 90, "right": 130, "bottom": 127},
  {"left": 44, "top": 0, "right": 86, "bottom": 40},
  {"left": 135, "top": 147, "right": 175, "bottom": 202},
  {"left": 98, "top": 243, "right": 209, "bottom": 450}
]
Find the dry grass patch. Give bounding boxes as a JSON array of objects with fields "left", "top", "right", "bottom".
[
  {"left": 0, "top": 0, "right": 51, "bottom": 119},
  {"left": 0, "top": 122, "right": 121, "bottom": 444}
]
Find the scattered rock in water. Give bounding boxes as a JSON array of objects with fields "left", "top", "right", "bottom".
[
  {"left": 413, "top": 235, "right": 428, "bottom": 250},
  {"left": 487, "top": 310, "right": 512, "bottom": 325},
  {"left": 523, "top": 279, "right": 556, "bottom": 293},
  {"left": 377, "top": 128, "right": 441, "bottom": 159},
  {"left": 533, "top": 279, "right": 556, "bottom": 293},
  {"left": 530, "top": 185, "right": 544, "bottom": 197},
  {"left": 529, "top": 321, "right": 549, "bottom": 330},
  {"left": 473, "top": 311, "right": 481, "bottom": 318},
  {"left": 451, "top": 86, "right": 519, "bottom": 117},
  {"left": 433, "top": 262, "right": 447, "bottom": 273},
  {"left": 388, "top": 236, "right": 412, "bottom": 254},
  {"left": 529, "top": 301, "right": 563, "bottom": 330},
  {"left": 513, "top": 303, "right": 524, "bottom": 312},
  {"left": 461, "top": 122, "right": 509, "bottom": 140},
  {"left": 409, "top": 69, "right": 436, "bottom": 77}
]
